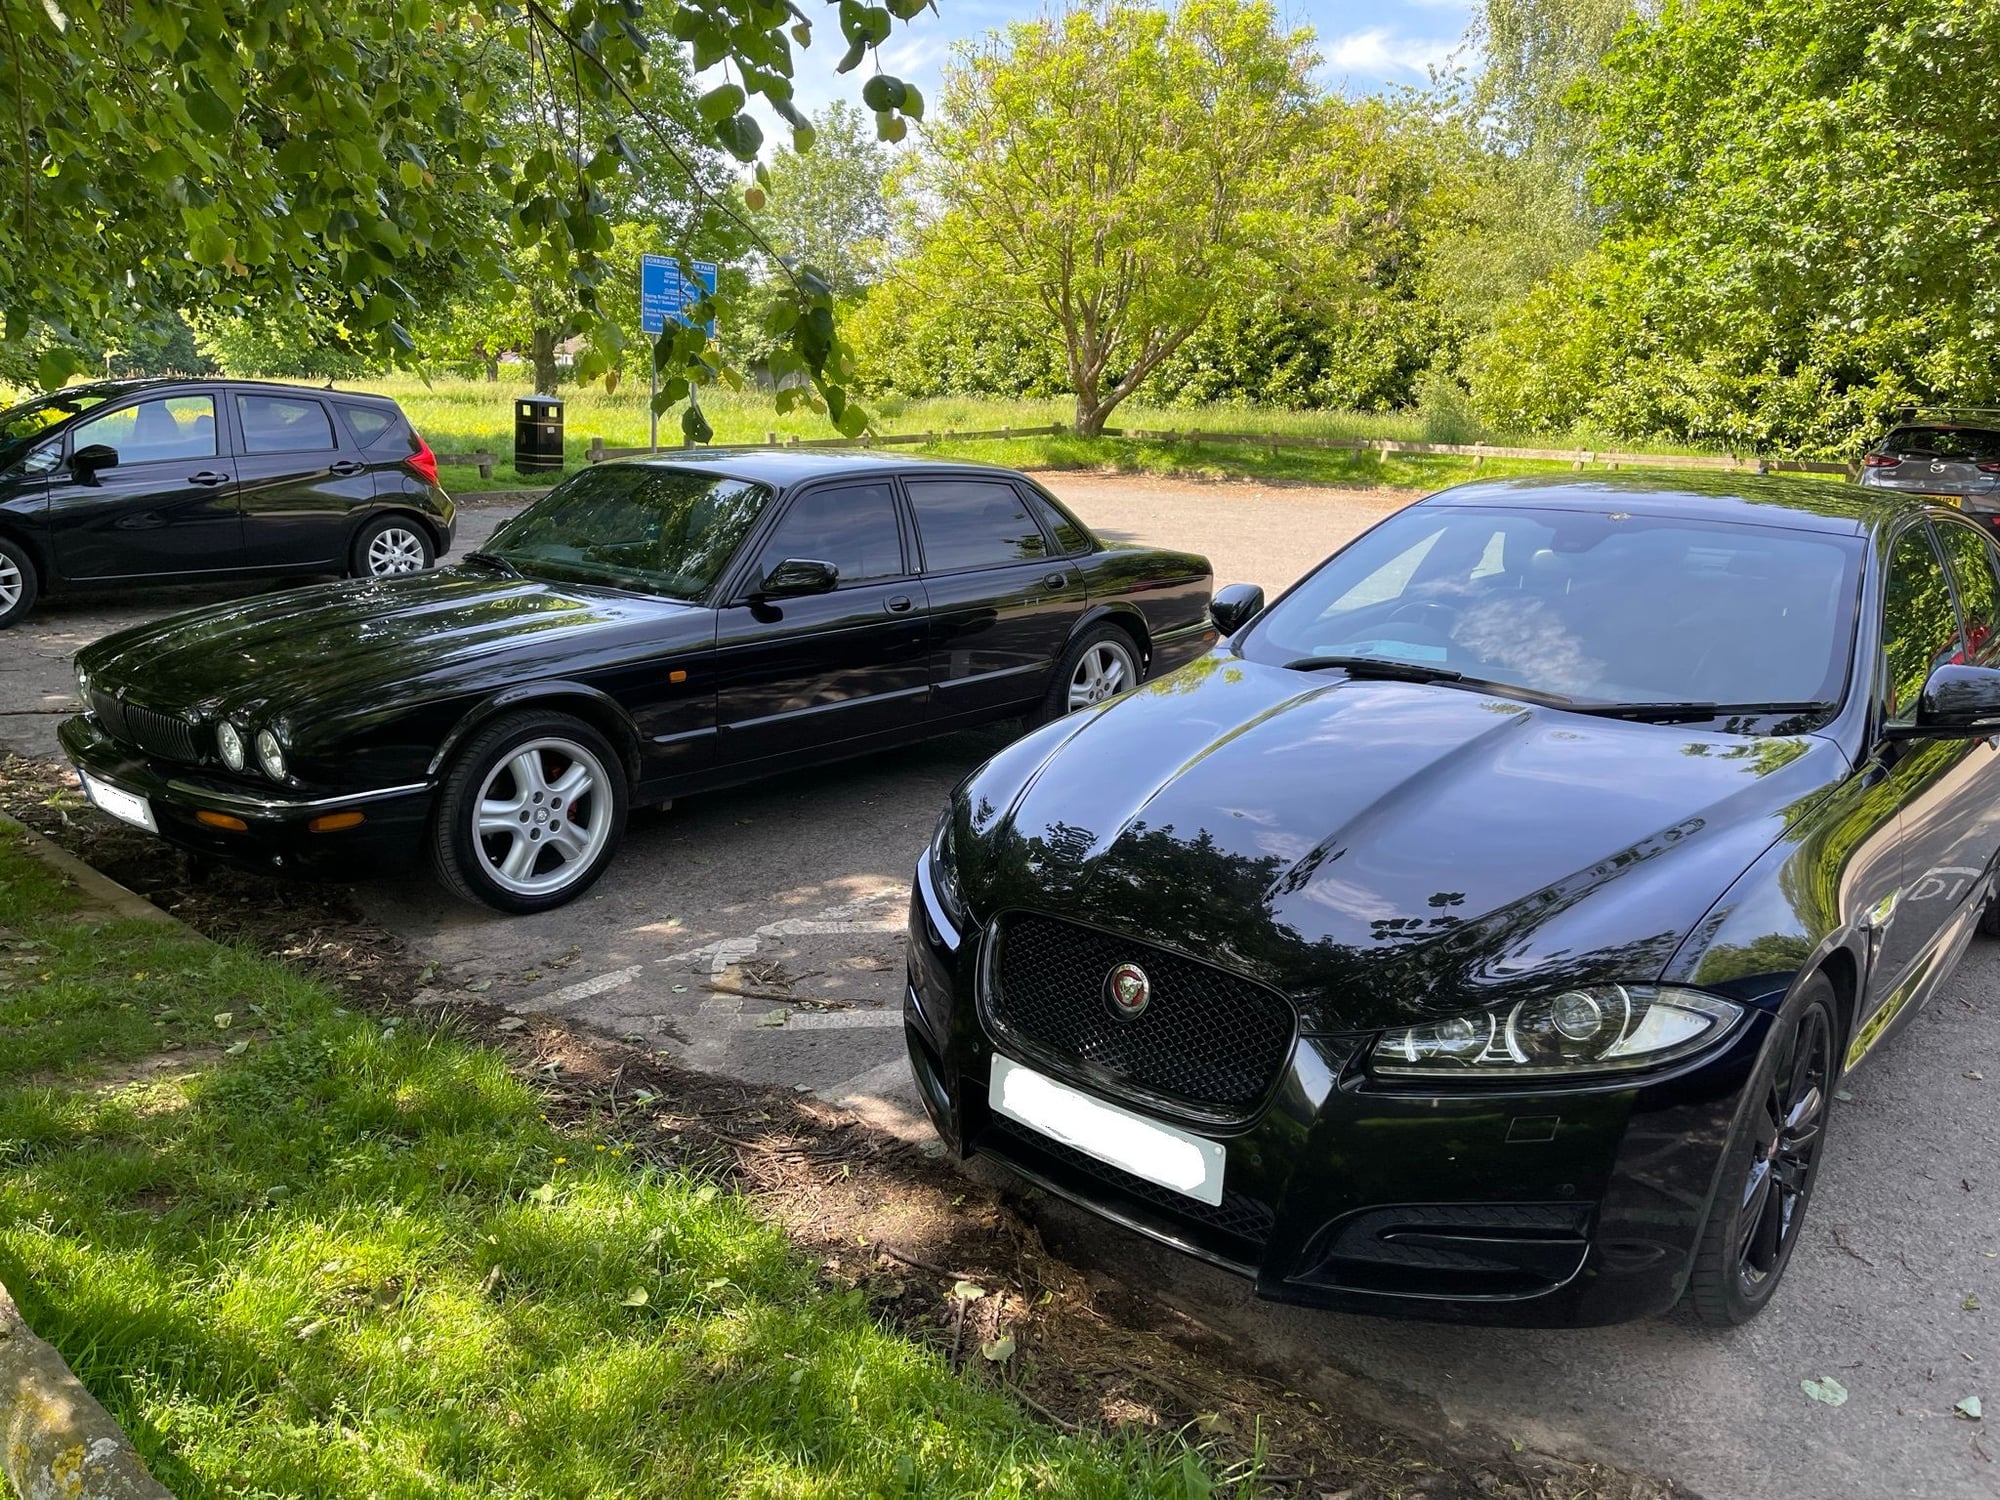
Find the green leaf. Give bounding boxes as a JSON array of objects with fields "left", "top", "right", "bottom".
[
  {"left": 875, "top": 113, "right": 907, "bottom": 145},
  {"left": 621, "top": 1287, "right": 650, "bottom": 1307},
  {"left": 397, "top": 160, "right": 424, "bottom": 189},
  {"left": 835, "top": 35, "right": 867, "bottom": 74},
  {"left": 950, "top": 1280, "right": 986, "bottom": 1302},
  {"left": 861, "top": 74, "right": 905, "bottom": 113},
  {"left": 1956, "top": 1396, "right": 1982, "bottom": 1421},
  {"left": 899, "top": 84, "right": 924, "bottom": 121},
  {"left": 185, "top": 87, "right": 234, "bottom": 134},
  {"left": 715, "top": 113, "right": 763, "bottom": 163},
  {"left": 1800, "top": 1376, "right": 1848, "bottom": 1407},
  {"left": 979, "top": 1333, "right": 1015, "bottom": 1362},
  {"left": 697, "top": 83, "right": 746, "bottom": 126}
]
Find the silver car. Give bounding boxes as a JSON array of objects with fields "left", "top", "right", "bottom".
[{"left": 1858, "top": 421, "right": 2000, "bottom": 521}]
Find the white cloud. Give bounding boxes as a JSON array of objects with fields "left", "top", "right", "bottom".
[{"left": 1323, "top": 26, "right": 1463, "bottom": 78}]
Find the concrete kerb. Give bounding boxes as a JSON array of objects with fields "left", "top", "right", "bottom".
[{"left": 0, "top": 815, "right": 180, "bottom": 1499}]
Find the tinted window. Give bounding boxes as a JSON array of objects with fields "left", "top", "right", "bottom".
[
  {"left": 0, "top": 385, "right": 119, "bottom": 466},
  {"left": 488, "top": 466, "right": 772, "bottom": 601},
  {"left": 71, "top": 395, "right": 216, "bottom": 464},
  {"left": 755, "top": 483, "right": 904, "bottom": 587},
  {"left": 1883, "top": 528, "right": 1960, "bottom": 723},
  {"left": 1884, "top": 427, "right": 2000, "bottom": 462},
  {"left": 337, "top": 403, "right": 398, "bottom": 449},
  {"left": 237, "top": 394, "right": 335, "bottom": 454},
  {"left": 1024, "top": 489, "right": 1091, "bottom": 555},
  {"left": 907, "top": 479, "right": 1049, "bottom": 571},
  {"left": 1935, "top": 520, "right": 2000, "bottom": 667},
  {"left": 1239, "top": 505, "right": 1861, "bottom": 712}
]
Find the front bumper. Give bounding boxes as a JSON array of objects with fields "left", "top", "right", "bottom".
[
  {"left": 904, "top": 864, "right": 1769, "bottom": 1327},
  {"left": 60, "top": 715, "right": 433, "bottom": 878}
]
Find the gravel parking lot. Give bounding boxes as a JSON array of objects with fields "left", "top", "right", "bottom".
[{"left": 3, "top": 469, "right": 1994, "bottom": 1500}]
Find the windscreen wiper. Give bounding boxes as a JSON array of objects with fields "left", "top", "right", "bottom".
[
  {"left": 1568, "top": 700, "right": 1832, "bottom": 724},
  {"left": 462, "top": 550, "right": 519, "bottom": 575},
  {"left": 1283, "top": 655, "right": 1464, "bottom": 684}
]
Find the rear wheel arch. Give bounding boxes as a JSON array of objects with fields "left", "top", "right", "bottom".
[
  {"left": 352, "top": 504, "right": 446, "bottom": 556},
  {"left": 1069, "top": 604, "right": 1150, "bottom": 668},
  {"left": 0, "top": 520, "right": 49, "bottom": 584}
]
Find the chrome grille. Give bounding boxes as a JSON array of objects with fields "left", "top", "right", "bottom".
[
  {"left": 91, "top": 691, "right": 201, "bottom": 764},
  {"left": 986, "top": 913, "right": 1295, "bottom": 1119}
]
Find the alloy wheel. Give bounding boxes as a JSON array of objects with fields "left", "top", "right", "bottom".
[
  {"left": 367, "top": 526, "right": 429, "bottom": 575},
  {"left": 1067, "top": 640, "right": 1136, "bottom": 712},
  {"left": 472, "top": 738, "right": 614, "bottom": 897},
  {"left": 0, "top": 553, "right": 20, "bottom": 612},
  {"left": 1735, "top": 1003, "right": 1831, "bottom": 1292}
]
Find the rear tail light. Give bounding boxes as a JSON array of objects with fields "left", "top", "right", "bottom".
[
  {"left": 406, "top": 431, "right": 440, "bottom": 487},
  {"left": 1979, "top": 462, "right": 2000, "bottom": 474},
  {"left": 1863, "top": 453, "right": 1901, "bottom": 468}
]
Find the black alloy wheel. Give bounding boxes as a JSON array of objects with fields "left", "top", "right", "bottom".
[{"left": 1688, "top": 972, "right": 1839, "bottom": 1325}]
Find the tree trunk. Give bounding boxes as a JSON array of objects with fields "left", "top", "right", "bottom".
[
  {"left": 530, "top": 327, "right": 559, "bottom": 395},
  {"left": 0, "top": 1277, "right": 175, "bottom": 1499},
  {"left": 474, "top": 343, "right": 500, "bottom": 383}
]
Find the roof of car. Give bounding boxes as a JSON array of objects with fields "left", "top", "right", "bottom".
[
  {"left": 26, "top": 377, "right": 398, "bottom": 407},
  {"left": 1424, "top": 472, "right": 1929, "bottom": 536},
  {"left": 602, "top": 447, "right": 1029, "bottom": 487}
]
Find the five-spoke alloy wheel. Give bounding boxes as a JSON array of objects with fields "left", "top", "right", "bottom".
[
  {"left": 1688, "top": 971, "right": 1840, "bottom": 1324},
  {"left": 432, "top": 710, "right": 628, "bottom": 913},
  {"left": 1039, "top": 623, "right": 1144, "bottom": 724}
]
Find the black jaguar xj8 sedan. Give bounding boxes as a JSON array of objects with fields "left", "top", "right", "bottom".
[
  {"left": 62, "top": 452, "right": 1213, "bottom": 912},
  {"left": 908, "top": 474, "right": 2000, "bottom": 1326}
]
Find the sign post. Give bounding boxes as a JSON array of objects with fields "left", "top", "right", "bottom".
[{"left": 639, "top": 256, "right": 720, "bottom": 452}]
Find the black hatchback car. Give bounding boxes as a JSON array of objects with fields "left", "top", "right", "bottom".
[
  {"left": 62, "top": 452, "right": 1213, "bottom": 912},
  {"left": 909, "top": 474, "right": 2000, "bottom": 1327},
  {"left": 0, "top": 378, "right": 455, "bottom": 627}
]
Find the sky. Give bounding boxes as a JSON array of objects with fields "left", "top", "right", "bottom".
[{"left": 736, "top": 0, "right": 1479, "bottom": 145}]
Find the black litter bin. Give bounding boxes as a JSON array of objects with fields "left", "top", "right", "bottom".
[{"left": 514, "top": 395, "right": 565, "bottom": 473}]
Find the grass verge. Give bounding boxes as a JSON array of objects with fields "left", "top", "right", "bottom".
[{"left": 0, "top": 824, "right": 1234, "bottom": 1499}]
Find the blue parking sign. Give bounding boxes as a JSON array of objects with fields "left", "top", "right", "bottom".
[{"left": 641, "top": 255, "right": 718, "bottom": 337}]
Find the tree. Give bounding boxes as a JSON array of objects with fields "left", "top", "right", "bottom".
[
  {"left": 909, "top": 0, "right": 1324, "bottom": 435},
  {"left": 1468, "top": 0, "right": 2000, "bottom": 452},
  {"left": 749, "top": 101, "right": 893, "bottom": 297},
  {"left": 0, "top": 0, "right": 930, "bottom": 435}
]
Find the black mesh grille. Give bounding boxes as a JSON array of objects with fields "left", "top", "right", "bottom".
[
  {"left": 92, "top": 691, "right": 200, "bottom": 764},
  {"left": 986, "top": 913, "right": 1295, "bottom": 1119},
  {"left": 986, "top": 1115, "right": 1276, "bottom": 1250}
]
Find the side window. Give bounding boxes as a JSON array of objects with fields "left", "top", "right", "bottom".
[
  {"left": 71, "top": 395, "right": 217, "bottom": 464},
  {"left": 907, "top": 479, "right": 1050, "bottom": 571},
  {"left": 753, "top": 483, "right": 905, "bottom": 587},
  {"left": 1934, "top": 521, "right": 2000, "bottom": 667},
  {"left": 336, "top": 404, "right": 398, "bottom": 449},
  {"left": 237, "top": 394, "right": 335, "bottom": 454},
  {"left": 1023, "top": 488, "right": 1090, "bottom": 555},
  {"left": 1882, "top": 528, "right": 1960, "bottom": 723}
]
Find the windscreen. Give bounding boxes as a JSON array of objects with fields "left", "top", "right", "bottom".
[
  {"left": 0, "top": 385, "right": 120, "bottom": 465},
  {"left": 486, "top": 466, "right": 772, "bottom": 601},
  {"left": 1238, "top": 505, "right": 1862, "bottom": 711}
]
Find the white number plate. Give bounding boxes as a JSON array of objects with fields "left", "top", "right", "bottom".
[
  {"left": 988, "top": 1054, "right": 1226, "bottom": 1206},
  {"left": 78, "top": 769, "right": 157, "bottom": 833}
]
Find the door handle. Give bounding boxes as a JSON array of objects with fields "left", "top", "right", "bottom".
[
  {"left": 1043, "top": 572, "right": 1067, "bottom": 590},
  {"left": 330, "top": 460, "right": 368, "bottom": 476},
  {"left": 187, "top": 470, "right": 230, "bottom": 487},
  {"left": 885, "top": 594, "right": 914, "bottom": 614}
]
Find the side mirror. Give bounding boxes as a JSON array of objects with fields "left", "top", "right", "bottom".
[
  {"left": 70, "top": 443, "right": 119, "bottom": 481},
  {"left": 1907, "top": 663, "right": 2000, "bottom": 737},
  {"left": 758, "top": 557, "right": 839, "bottom": 598},
  {"left": 1210, "top": 582, "right": 1265, "bottom": 637}
]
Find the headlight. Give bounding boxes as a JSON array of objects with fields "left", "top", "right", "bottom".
[
  {"left": 254, "top": 728, "right": 287, "bottom": 781},
  {"left": 928, "top": 807, "right": 970, "bottom": 929},
  {"left": 1371, "top": 985, "right": 1744, "bottom": 1078},
  {"left": 74, "top": 661, "right": 92, "bottom": 704},
  {"left": 216, "top": 720, "right": 246, "bottom": 772}
]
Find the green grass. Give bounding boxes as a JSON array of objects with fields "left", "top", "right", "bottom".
[
  {"left": 0, "top": 828, "right": 1231, "bottom": 1499},
  {"left": 343, "top": 377, "right": 1741, "bottom": 498}
]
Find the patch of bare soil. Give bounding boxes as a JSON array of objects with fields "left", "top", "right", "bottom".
[{"left": 1, "top": 755, "right": 1680, "bottom": 1500}]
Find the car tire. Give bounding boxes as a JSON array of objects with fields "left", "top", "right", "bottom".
[
  {"left": 352, "top": 515, "right": 436, "bottom": 578},
  {"left": 430, "top": 710, "right": 629, "bottom": 915},
  {"left": 1035, "top": 622, "right": 1143, "bottom": 726},
  {"left": 1686, "top": 971, "right": 1840, "bottom": 1326},
  {"left": 0, "top": 535, "right": 38, "bottom": 629},
  {"left": 1979, "top": 893, "right": 2000, "bottom": 938}
]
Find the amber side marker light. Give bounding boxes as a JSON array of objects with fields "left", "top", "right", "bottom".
[
  {"left": 195, "top": 810, "right": 248, "bottom": 832},
  {"left": 308, "top": 811, "right": 366, "bottom": 834}
]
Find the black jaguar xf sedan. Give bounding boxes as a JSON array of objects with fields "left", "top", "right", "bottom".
[
  {"left": 908, "top": 474, "right": 2000, "bottom": 1326},
  {"left": 0, "top": 378, "right": 455, "bottom": 627},
  {"left": 62, "top": 452, "right": 1213, "bottom": 911}
]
